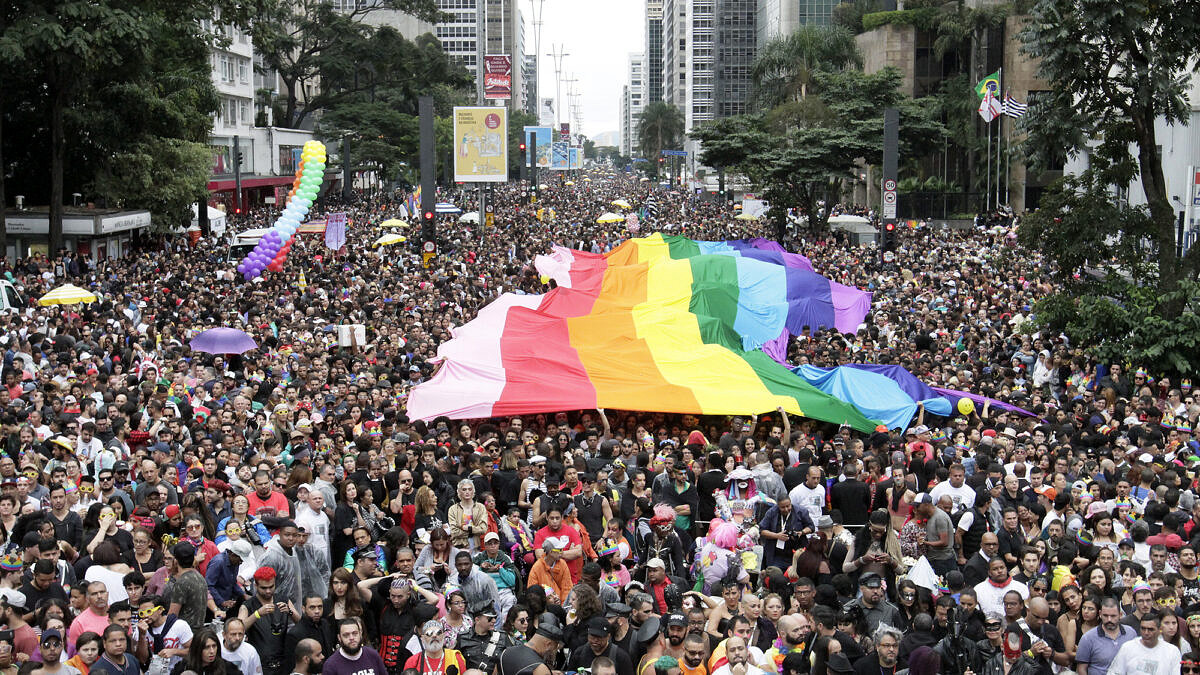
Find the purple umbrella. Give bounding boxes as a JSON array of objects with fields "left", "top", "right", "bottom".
[{"left": 189, "top": 327, "right": 258, "bottom": 355}]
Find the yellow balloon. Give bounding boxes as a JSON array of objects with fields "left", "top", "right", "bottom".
[
  {"left": 957, "top": 398, "right": 976, "bottom": 416},
  {"left": 539, "top": 275, "right": 550, "bottom": 284}
]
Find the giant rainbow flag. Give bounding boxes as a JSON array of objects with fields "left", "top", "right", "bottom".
[{"left": 406, "top": 234, "right": 879, "bottom": 429}]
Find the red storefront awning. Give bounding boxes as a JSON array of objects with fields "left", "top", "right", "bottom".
[{"left": 207, "top": 175, "right": 296, "bottom": 191}]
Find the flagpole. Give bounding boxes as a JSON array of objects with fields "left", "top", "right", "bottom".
[
  {"left": 996, "top": 67, "right": 1003, "bottom": 209},
  {"left": 1005, "top": 94, "right": 1012, "bottom": 206},
  {"left": 986, "top": 116, "right": 992, "bottom": 212}
]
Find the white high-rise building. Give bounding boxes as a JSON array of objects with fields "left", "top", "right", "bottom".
[
  {"left": 621, "top": 53, "right": 647, "bottom": 156},
  {"left": 435, "top": 0, "right": 526, "bottom": 108},
  {"left": 208, "top": 22, "right": 257, "bottom": 175}
]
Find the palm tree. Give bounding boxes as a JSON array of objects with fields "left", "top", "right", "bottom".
[
  {"left": 636, "top": 102, "right": 685, "bottom": 175},
  {"left": 750, "top": 25, "right": 862, "bottom": 109}
]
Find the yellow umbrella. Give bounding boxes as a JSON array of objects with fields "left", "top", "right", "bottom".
[
  {"left": 380, "top": 219, "right": 407, "bottom": 228},
  {"left": 734, "top": 212, "right": 759, "bottom": 221},
  {"left": 583, "top": 178, "right": 592, "bottom": 182},
  {"left": 565, "top": 180, "right": 575, "bottom": 186},
  {"left": 38, "top": 284, "right": 97, "bottom": 306},
  {"left": 596, "top": 212, "right": 624, "bottom": 224},
  {"left": 611, "top": 199, "right": 632, "bottom": 209},
  {"left": 373, "top": 233, "right": 407, "bottom": 247}
]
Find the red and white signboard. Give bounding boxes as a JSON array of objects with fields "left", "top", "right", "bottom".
[{"left": 484, "top": 55, "right": 512, "bottom": 100}]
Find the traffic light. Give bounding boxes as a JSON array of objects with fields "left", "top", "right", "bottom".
[
  {"left": 882, "top": 221, "right": 897, "bottom": 252},
  {"left": 233, "top": 150, "right": 244, "bottom": 168}
]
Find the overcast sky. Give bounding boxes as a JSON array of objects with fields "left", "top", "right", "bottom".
[{"left": 529, "top": 0, "right": 644, "bottom": 138}]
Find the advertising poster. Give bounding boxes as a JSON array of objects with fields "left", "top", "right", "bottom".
[
  {"left": 483, "top": 55, "right": 512, "bottom": 100},
  {"left": 568, "top": 147, "right": 580, "bottom": 170},
  {"left": 551, "top": 141, "right": 570, "bottom": 170},
  {"left": 453, "top": 107, "right": 508, "bottom": 182},
  {"left": 524, "top": 126, "right": 553, "bottom": 168}
]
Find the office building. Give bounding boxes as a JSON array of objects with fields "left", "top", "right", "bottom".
[
  {"left": 622, "top": 53, "right": 647, "bottom": 156},
  {"left": 646, "top": 0, "right": 664, "bottom": 104},
  {"left": 661, "top": 0, "right": 755, "bottom": 130},
  {"left": 435, "top": 0, "right": 526, "bottom": 107}
]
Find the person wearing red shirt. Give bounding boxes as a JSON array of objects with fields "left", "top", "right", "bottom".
[
  {"left": 246, "top": 470, "right": 290, "bottom": 519},
  {"left": 533, "top": 507, "right": 584, "bottom": 584},
  {"left": 403, "top": 621, "right": 465, "bottom": 675}
]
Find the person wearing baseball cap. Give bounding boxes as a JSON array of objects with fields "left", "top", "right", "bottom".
[
  {"left": 496, "top": 613, "right": 563, "bottom": 675},
  {"left": 457, "top": 604, "right": 512, "bottom": 674},
  {"left": 474, "top": 531, "right": 518, "bottom": 623},
  {"left": 844, "top": 573, "right": 905, "bottom": 635},
  {"left": 564, "top": 615, "right": 634, "bottom": 674}
]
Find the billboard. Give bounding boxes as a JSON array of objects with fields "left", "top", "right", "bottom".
[
  {"left": 539, "top": 98, "right": 555, "bottom": 125},
  {"left": 560, "top": 123, "right": 571, "bottom": 141},
  {"left": 550, "top": 141, "right": 570, "bottom": 170},
  {"left": 569, "top": 147, "right": 580, "bottom": 170},
  {"left": 524, "top": 126, "right": 553, "bottom": 169},
  {"left": 453, "top": 107, "right": 508, "bottom": 182},
  {"left": 483, "top": 55, "right": 512, "bottom": 100}
]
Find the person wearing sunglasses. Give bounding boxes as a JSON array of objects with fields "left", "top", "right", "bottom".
[{"left": 402, "top": 619, "right": 465, "bottom": 675}]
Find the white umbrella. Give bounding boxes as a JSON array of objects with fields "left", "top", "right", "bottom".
[{"left": 459, "top": 211, "right": 480, "bottom": 224}]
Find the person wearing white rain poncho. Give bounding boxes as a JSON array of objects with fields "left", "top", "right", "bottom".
[
  {"left": 258, "top": 520, "right": 303, "bottom": 609},
  {"left": 295, "top": 486, "right": 332, "bottom": 601}
]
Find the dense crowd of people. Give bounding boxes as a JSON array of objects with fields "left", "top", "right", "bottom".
[{"left": 0, "top": 170, "right": 1192, "bottom": 675}]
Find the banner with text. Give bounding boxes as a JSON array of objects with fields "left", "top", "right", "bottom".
[
  {"left": 325, "top": 212, "right": 347, "bottom": 251},
  {"left": 484, "top": 55, "right": 512, "bottom": 100},
  {"left": 454, "top": 107, "right": 508, "bottom": 182}
]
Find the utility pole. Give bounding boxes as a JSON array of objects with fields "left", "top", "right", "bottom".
[
  {"left": 547, "top": 44, "right": 570, "bottom": 128},
  {"left": 530, "top": 0, "right": 546, "bottom": 116},
  {"left": 342, "top": 136, "right": 353, "bottom": 202}
]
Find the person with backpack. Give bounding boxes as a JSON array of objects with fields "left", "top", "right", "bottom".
[{"left": 137, "top": 595, "right": 192, "bottom": 672}]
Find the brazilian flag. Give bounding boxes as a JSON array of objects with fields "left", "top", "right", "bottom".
[{"left": 975, "top": 71, "right": 1000, "bottom": 99}]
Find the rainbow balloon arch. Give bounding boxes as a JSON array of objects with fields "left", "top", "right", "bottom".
[{"left": 237, "top": 140, "right": 327, "bottom": 281}]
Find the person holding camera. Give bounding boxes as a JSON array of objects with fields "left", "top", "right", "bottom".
[{"left": 759, "top": 497, "right": 813, "bottom": 571}]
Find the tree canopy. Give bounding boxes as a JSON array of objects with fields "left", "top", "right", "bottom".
[
  {"left": 0, "top": 0, "right": 253, "bottom": 247},
  {"left": 1017, "top": 0, "right": 1200, "bottom": 374},
  {"left": 636, "top": 102, "right": 685, "bottom": 175},
  {"left": 693, "top": 67, "right": 944, "bottom": 235},
  {"left": 252, "top": 0, "right": 444, "bottom": 130}
]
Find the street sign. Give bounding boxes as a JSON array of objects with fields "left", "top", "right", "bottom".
[
  {"left": 485, "top": 212, "right": 495, "bottom": 228},
  {"left": 661, "top": 150, "right": 688, "bottom": 157},
  {"left": 423, "top": 240, "right": 436, "bottom": 253},
  {"left": 883, "top": 179, "right": 897, "bottom": 192},
  {"left": 883, "top": 192, "right": 897, "bottom": 205}
]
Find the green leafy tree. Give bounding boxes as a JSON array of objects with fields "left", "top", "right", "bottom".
[
  {"left": 1020, "top": 0, "right": 1200, "bottom": 299},
  {"left": 636, "top": 102, "right": 685, "bottom": 176},
  {"left": 0, "top": 1, "right": 252, "bottom": 246},
  {"left": 750, "top": 24, "right": 862, "bottom": 109},
  {"left": 0, "top": 0, "right": 152, "bottom": 252},
  {"left": 1018, "top": 174, "right": 1200, "bottom": 374},
  {"left": 694, "top": 68, "right": 944, "bottom": 236},
  {"left": 252, "top": 0, "right": 443, "bottom": 129}
]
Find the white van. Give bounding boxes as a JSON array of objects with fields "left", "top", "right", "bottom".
[
  {"left": 229, "top": 228, "right": 271, "bottom": 259},
  {"left": 0, "top": 281, "right": 28, "bottom": 313}
]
